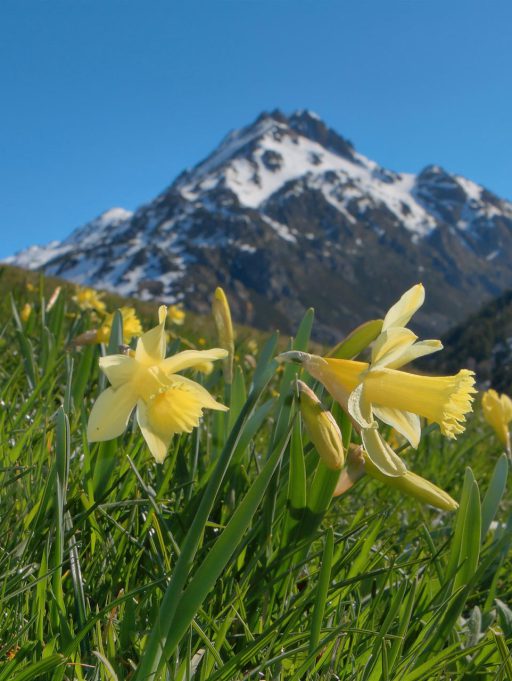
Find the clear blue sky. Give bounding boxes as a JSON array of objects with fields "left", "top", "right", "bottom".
[{"left": 1, "top": 0, "right": 511, "bottom": 259}]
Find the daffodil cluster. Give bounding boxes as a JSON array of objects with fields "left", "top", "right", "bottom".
[
  {"left": 73, "top": 286, "right": 107, "bottom": 314},
  {"left": 280, "top": 284, "right": 476, "bottom": 509},
  {"left": 87, "top": 306, "right": 228, "bottom": 463},
  {"left": 96, "top": 307, "right": 143, "bottom": 344}
]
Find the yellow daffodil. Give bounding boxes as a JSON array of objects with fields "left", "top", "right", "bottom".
[
  {"left": 20, "top": 303, "right": 32, "bottom": 322},
  {"left": 278, "top": 284, "right": 476, "bottom": 476},
  {"left": 482, "top": 389, "right": 512, "bottom": 452},
  {"left": 212, "top": 287, "right": 235, "bottom": 384},
  {"left": 168, "top": 304, "right": 186, "bottom": 326},
  {"left": 73, "top": 286, "right": 106, "bottom": 314},
  {"left": 87, "top": 306, "right": 228, "bottom": 463},
  {"left": 247, "top": 339, "right": 258, "bottom": 356},
  {"left": 297, "top": 380, "right": 345, "bottom": 470},
  {"left": 97, "top": 307, "right": 143, "bottom": 344},
  {"left": 335, "top": 445, "right": 457, "bottom": 511}
]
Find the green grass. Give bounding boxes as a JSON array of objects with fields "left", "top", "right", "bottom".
[{"left": 0, "top": 268, "right": 511, "bottom": 680}]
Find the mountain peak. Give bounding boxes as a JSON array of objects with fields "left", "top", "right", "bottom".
[
  {"left": 175, "top": 108, "right": 361, "bottom": 209},
  {"left": 254, "top": 108, "right": 289, "bottom": 126},
  {"left": 288, "top": 109, "right": 355, "bottom": 160}
]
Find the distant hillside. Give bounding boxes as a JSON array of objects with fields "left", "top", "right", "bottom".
[
  {"left": 0, "top": 264, "right": 280, "bottom": 350},
  {"left": 423, "top": 288, "right": 512, "bottom": 392}
]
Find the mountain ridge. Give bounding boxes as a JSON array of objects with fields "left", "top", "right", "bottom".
[{"left": 5, "top": 109, "right": 512, "bottom": 342}]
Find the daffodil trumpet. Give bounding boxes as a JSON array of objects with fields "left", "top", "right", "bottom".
[{"left": 87, "top": 305, "right": 228, "bottom": 463}]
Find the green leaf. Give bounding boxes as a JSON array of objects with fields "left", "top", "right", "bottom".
[
  {"left": 309, "top": 527, "right": 334, "bottom": 655},
  {"left": 107, "top": 309, "right": 124, "bottom": 355},
  {"left": 327, "top": 319, "right": 383, "bottom": 359},
  {"left": 51, "top": 407, "right": 70, "bottom": 629},
  {"left": 481, "top": 453, "right": 508, "bottom": 540},
  {"left": 281, "top": 418, "right": 307, "bottom": 546},
  {"left": 251, "top": 332, "right": 278, "bottom": 391},
  {"left": 71, "top": 344, "right": 97, "bottom": 409},
  {"left": 228, "top": 365, "right": 247, "bottom": 431},
  {"left": 446, "top": 467, "right": 481, "bottom": 588},
  {"left": 293, "top": 307, "right": 314, "bottom": 352},
  {"left": 9, "top": 655, "right": 66, "bottom": 681}
]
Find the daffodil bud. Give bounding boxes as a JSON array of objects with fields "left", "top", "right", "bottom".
[
  {"left": 20, "top": 303, "right": 32, "bottom": 322},
  {"left": 334, "top": 445, "right": 457, "bottom": 510},
  {"left": 212, "top": 287, "right": 235, "bottom": 384},
  {"left": 297, "top": 380, "right": 344, "bottom": 470},
  {"left": 362, "top": 451, "right": 458, "bottom": 511}
]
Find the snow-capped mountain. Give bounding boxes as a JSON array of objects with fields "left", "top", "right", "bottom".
[{"left": 5, "top": 109, "right": 512, "bottom": 340}]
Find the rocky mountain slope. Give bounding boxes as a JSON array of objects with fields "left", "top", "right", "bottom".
[
  {"left": 422, "top": 288, "right": 512, "bottom": 392},
  {"left": 5, "top": 109, "right": 512, "bottom": 341}
]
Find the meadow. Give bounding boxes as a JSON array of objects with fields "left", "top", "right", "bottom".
[{"left": 0, "top": 265, "right": 510, "bottom": 681}]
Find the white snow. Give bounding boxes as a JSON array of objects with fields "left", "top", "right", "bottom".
[
  {"left": 294, "top": 109, "right": 321, "bottom": 121},
  {"left": 64, "top": 207, "right": 133, "bottom": 247},
  {"left": 260, "top": 215, "right": 297, "bottom": 243},
  {"left": 455, "top": 176, "right": 482, "bottom": 203},
  {"left": 238, "top": 243, "right": 257, "bottom": 253},
  {"left": 3, "top": 242, "right": 73, "bottom": 269}
]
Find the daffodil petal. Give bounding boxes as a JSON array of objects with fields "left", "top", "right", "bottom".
[
  {"left": 166, "top": 374, "right": 229, "bottom": 412},
  {"left": 87, "top": 384, "right": 137, "bottom": 442},
  {"left": 135, "top": 305, "right": 167, "bottom": 365},
  {"left": 382, "top": 284, "right": 425, "bottom": 331},
  {"left": 142, "top": 376, "right": 227, "bottom": 451},
  {"left": 501, "top": 393, "right": 512, "bottom": 422},
  {"left": 361, "top": 427, "right": 407, "bottom": 477},
  {"left": 159, "top": 349, "right": 228, "bottom": 375},
  {"left": 137, "top": 400, "right": 170, "bottom": 463},
  {"left": 99, "top": 354, "right": 138, "bottom": 388},
  {"left": 371, "top": 328, "right": 418, "bottom": 368},
  {"left": 385, "top": 339, "right": 443, "bottom": 369},
  {"left": 347, "top": 383, "right": 375, "bottom": 430},
  {"left": 372, "top": 405, "right": 421, "bottom": 448}
]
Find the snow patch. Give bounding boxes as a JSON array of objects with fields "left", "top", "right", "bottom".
[{"left": 260, "top": 215, "right": 297, "bottom": 243}]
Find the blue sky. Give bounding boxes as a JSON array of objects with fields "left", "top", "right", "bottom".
[{"left": 1, "top": 0, "right": 511, "bottom": 258}]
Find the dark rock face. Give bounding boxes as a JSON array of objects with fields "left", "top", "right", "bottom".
[{"left": 5, "top": 110, "right": 512, "bottom": 342}]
